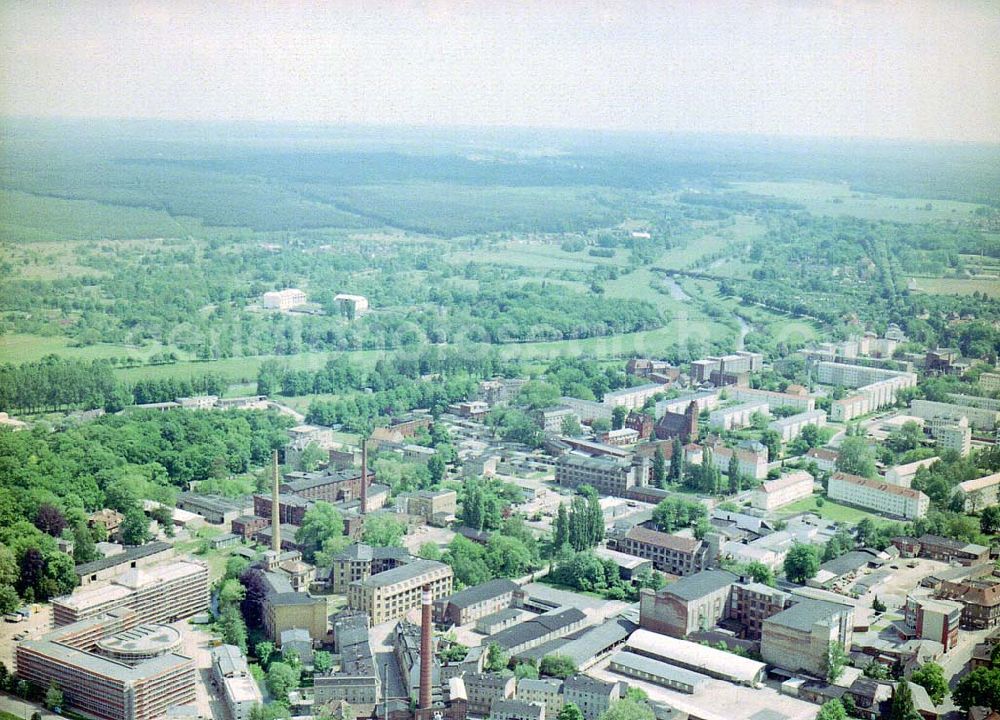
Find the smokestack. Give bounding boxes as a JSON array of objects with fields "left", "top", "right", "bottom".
[
  {"left": 271, "top": 450, "right": 281, "bottom": 552},
  {"left": 360, "top": 438, "right": 368, "bottom": 514},
  {"left": 419, "top": 584, "right": 433, "bottom": 711}
]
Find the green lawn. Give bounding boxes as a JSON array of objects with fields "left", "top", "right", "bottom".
[
  {"left": 777, "top": 496, "right": 896, "bottom": 526},
  {"left": 909, "top": 276, "right": 1000, "bottom": 298},
  {"left": 0, "top": 333, "right": 178, "bottom": 364}
]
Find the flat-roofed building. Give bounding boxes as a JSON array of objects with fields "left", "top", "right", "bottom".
[
  {"left": 555, "top": 454, "right": 641, "bottom": 497},
  {"left": 53, "top": 560, "right": 209, "bottom": 627},
  {"left": 212, "top": 644, "right": 263, "bottom": 720},
  {"left": 751, "top": 470, "right": 814, "bottom": 511},
  {"left": 334, "top": 293, "right": 370, "bottom": 316},
  {"left": 74, "top": 541, "right": 174, "bottom": 586},
  {"left": 827, "top": 472, "right": 929, "bottom": 520},
  {"left": 761, "top": 599, "right": 854, "bottom": 677},
  {"left": 905, "top": 596, "right": 962, "bottom": 651},
  {"left": 690, "top": 352, "right": 763, "bottom": 383},
  {"left": 433, "top": 578, "right": 519, "bottom": 626},
  {"left": 329, "top": 544, "right": 412, "bottom": 593},
  {"left": 347, "top": 559, "right": 453, "bottom": 625},
  {"left": 927, "top": 415, "right": 972, "bottom": 456},
  {"left": 731, "top": 386, "right": 816, "bottom": 413},
  {"left": 407, "top": 489, "right": 458, "bottom": 523},
  {"left": 616, "top": 527, "right": 708, "bottom": 576},
  {"left": 265, "top": 591, "right": 328, "bottom": 644},
  {"left": 15, "top": 610, "right": 195, "bottom": 720},
  {"left": 980, "top": 372, "right": 1000, "bottom": 394},
  {"left": 593, "top": 547, "right": 653, "bottom": 580},
  {"left": 957, "top": 472, "right": 1000, "bottom": 513},
  {"left": 911, "top": 399, "right": 1000, "bottom": 432}
]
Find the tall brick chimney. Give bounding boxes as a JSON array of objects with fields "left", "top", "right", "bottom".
[
  {"left": 271, "top": 449, "right": 281, "bottom": 552},
  {"left": 360, "top": 438, "right": 368, "bottom": 514},
  {"left": 419, "top": 584, "right": 433, "bottom": 711}
]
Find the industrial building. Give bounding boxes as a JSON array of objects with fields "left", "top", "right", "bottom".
[
  {"left": 329, "top": 543, "right": 413, "bottom": 593},
  {"left": 433, "top": 578, "right": 519, "bottom": 626},
  {"left": 626, "top": 629, "right": 765, "bottom": 686},
  {"left": 212, "top": 644, "right": 263, "bottom": 720},
  {"left": 608, "top": 651, "right": 710, "bottom": 694},
  {"left": 614, "top": 526, "right": 709, "bottom": 576},
  {"left": 760, "top": 599, "right": 854, "bottom": 677},
  {"left": 74, "top": 541, "right": 174, "bottom": 586},
  {"left": 15, "top": 610, "right": 195, "bottom": 720},
  {"left": 52, "top": 560, "right": 209, "bottom": 627},
  {"left": 554, "top": 454, "right": 643, "bottom": 497},
  {"left": 347, "top": 559, "right": 453, "bottom": 624},
  {"left": 487, "top": 608, "right": 588, "bottom": 655}
]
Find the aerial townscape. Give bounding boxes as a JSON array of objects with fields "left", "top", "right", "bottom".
[{"left": 1, "top": 4, "right": 1000, "bottom": 720}]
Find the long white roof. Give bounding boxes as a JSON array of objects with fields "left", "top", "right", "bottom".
[{"left": 627, "top": 629, "right": 765, "bottom": 685}]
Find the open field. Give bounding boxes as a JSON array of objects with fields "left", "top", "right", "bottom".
[
  {"left": 732, "top": 180, "right": 987, "bottom": 223},
  {"left": 0, "top": 333, "right": 179, "bottom": 364},
  {"left": 448, "top": 241, "right": 629, "bottom": 271},
  {"left": 909, "top": 276, "right": 1000, "bottom": 298},
  {"left": 777, "top": 496, "right": 898, "bottom": 526}
]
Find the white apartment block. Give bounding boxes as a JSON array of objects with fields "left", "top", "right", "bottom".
[
  {"left": 980, "top": 373, "right": 1000, "bottom": 394},
  {"left": 262, "top": 288, "right": 307, "bottom": 310},
  {"left": 947, "top": 394, "right": 1000, "bottom": 412},
  {"left": 911, "top": 399, "right": 1000, "bottom": 432},
  {"left": 708, "top": 400, "right": 768, "bottom": 430},
  {"left": 818, "top": 362, "right": 918, "bottom": 422},
  {"left": 603, "top": 383, "right": 667, "bottom": 410},
  {"left": 659, "top": 391, "right": 720, "bottom": 415},
  {"left": 926, "top": 415, "right": 972, "bottom": 456},
  {"left": 827, "top": 472, "right": 929, "bottom": 520},
  {"left": 731, "top": 387, "right": 816, "bottom": 413},
  {"left": 706, "top": 444, "right": 769, "bottom": 480},
  {"left": 956, "top": 472, "right": 1000, "bottom": 513},
  {"left": 751, "top": 470, "right": 814, "bottom": 511},
  {"left": 769, "top": 409, "right": 827, "bottom": 442},
  {"left": 884, "top": 457, "right": 940, "bottom": 488},
  {"left": 709, "top": 400, "right": 769, "bottom": 431}
]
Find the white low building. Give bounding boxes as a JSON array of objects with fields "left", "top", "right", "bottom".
[
  {"left": 262, "top": 288, "right": 307, "bottom": 310},
  {"left": 884, "top": 457, "right": 940, "bottom": 488},
  {"left": 956, "top": 472, "right": 1000, "bottom": 513}
]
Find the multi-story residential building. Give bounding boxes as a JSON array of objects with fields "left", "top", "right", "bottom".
[
  {"left": 330, "top": 544, "right": 412, "bottom": 593},
  {"left": 760, "top": 599, "right": 854, "bottom": 677},
  {"left": 464, "top": 673, "right": 516, "bottom": 716},
  {"left": 815, "top": 362, "right": 917, "bottom": 421},
  {"left": 956, "top": 472, "right": 1000, "bottom": 513},
  {"left": 558, "top": 396, "right": 613, "bottom": 423},
  {"left": 262, "top": 288, "right": 307, "bottom": 310},
  {"left": 731, "top": 386, "right": 816, "bottom": 413},
  {"left": 554, "top": 454, "right": 642, "bottom": 497},
  {"left": 805, "top": 448, "right": 839, "bottom": 472},
  {"left": 700, "top": 442, "right": 769, "bottom": 481},
  {"left": 658, "top": 391, "right": 721, "bottom": 416},
  {"left": 708, "top": 401, "right": 769, "bottom": 431},
  {"left": 946, "top": 393, "right": 1000, "bottom": 412},
  {"left": 52, "top": 560, "right": 209, "bottom": 627},
  {"left": 347, "top": 559, "right": 453, "bottom": 625},
  {"left": 980, "top": 372, "right": 1000, "bottom": 394},
  {"left": 407, "top": 490, "right": 458, "bottom": 523},
  {"left": 911, "top": 399, "right": 1000, "bottom": 432},
  {"left": 769, "top": 409, "right": 827, "bottom": 443},
  {"left": 533, "top": 406, "right": 579, "bottom": 433},
  {"left": 488, "top": 608, "right": 588, "bottom": 655},
  {"left": 212, "top": 644, "right": 263, "bottom": 720},
  {"left": 937, "top": 576, "right": 1000, "bottom": 629},
  {"left": 478, "top": 378, "right": 529, "bottom": 406},
  {"left": 316, "top": 612, "right": 379, "bottom": 710},
  {"left": 563, "top": 675, "right": 619, "bottom": 720},
  {"left": 884, "top": 457, "right": 940, "bottom": 488},
  {"left": 15, "top": 610, "right": 195, "bottom": 720},
  {"left": 827, "top": 472, "right": 929, "bottom": 520},
  {"left": 615, "top": 527, "right": 709, "bottom": 576},
  {"left": 602, "top": 383, "right": 667, "bottom": 410},
  {"left": 517, "top": 679, "right": 564, "bottom": 716},
  {"left": 926, "top": 415, "right": 972, "bottom": 457},
  {"left": 751, "top": 470, "right": 814, "bottom": 511},
  {"left": 490, "top": 699, "right": 545, "bottom": 720},
  {"left": 433, "top": 578, "right": 519, "bottom": 626}
]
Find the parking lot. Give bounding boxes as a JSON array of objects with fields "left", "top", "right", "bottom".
[{"left": 0, "top": 604, "right": 51, "bottom": 668}]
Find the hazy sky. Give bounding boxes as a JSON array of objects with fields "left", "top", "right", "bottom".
[{"left": 2, "top": 1, "right": 998, "bottom": 142}]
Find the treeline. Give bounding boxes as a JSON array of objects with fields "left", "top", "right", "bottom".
[
  {"left": 0, "top": 409, "right": 292, "bottom": 526},
  {"left": 0, "top": 356, "right": 229, "bottom": 414}
]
